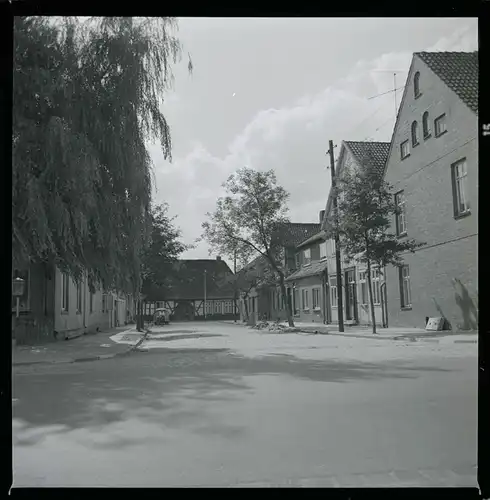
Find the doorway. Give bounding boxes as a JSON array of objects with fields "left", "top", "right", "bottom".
[{"left": 345, "top": 269, "right": 358, "bottom": 322}]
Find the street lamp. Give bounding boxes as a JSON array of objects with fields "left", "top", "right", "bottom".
[{"left": 12, "top": 277, "right": 25, "bottom": 318}]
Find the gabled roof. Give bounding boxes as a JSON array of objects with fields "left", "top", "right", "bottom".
[
  {"left": 415, "top": 51, "right": 478, "bottom": 114},
  {"left": 272, "top": 222, "right": 321, "bottom": 248},
  {"left": 344, "top": 141, "right": 390, "bottom": 178},
  {"left": 382, "top": 50, "right": 478, "bottom": 178},
  {"left": 320, "top": 140, "right": 389, "bottom": 232}
]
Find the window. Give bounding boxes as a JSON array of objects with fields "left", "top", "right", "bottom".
[
  {"left": 414, "top": 71, "right": 421, "bottom": 98},
  {"left": 303, "top": 248, "right": 311, "bottom": 266},
  {"left": 89, "top": 291, "right": 94, "bottom": 313},
  {"left": 451, "top": 159, "right": 470, "bottom": 217},
  {"left": 422, "top": 111, "right": 430, "bottom": 138},
  {"left": 359, "top": 271, "right": 368, "bottom": 305},
  {"left": 312, "top": 288, "right": 320, "bottom": 309},
  {"left": 293, "top": 288, "right": 299, "bottom": 315},
  {"left": 399, "top": 265, "right": 412, "bottom": 308},
  {"left": 214, "top": 301, "right": 222, "bottom": 313},
  {"left": 76, "top": 281, "right": 83, "bottom": 313},
  {"left": 371, "top": 268, "right": 381, "bottom": 305},
  {"left": 411, "top": 121, "right": 419, "bottom": 147},
  {"left": 102, "top": 293, "right": 107, "bottom": 313},
  {"left": 400, "top": 140, "right": 410, "bottom": 159},
  {"left": 295, "top": 253, "right": 300, "bottom": 269},
  {"left": 61, "top": 272, "right": 69, "bottom": 312},
  {"left": 329, "top": 277, "right": 338, "bottom": 308},
  {"left": 301, "top": 289, "right": 309, "bottom": 310},
  {"left": 434, "top": 113, "right": 447, "bottom": 137},
  {"left": 319, "top": 241, "right": 327, "bottom": 260},
  {"left": 394, "top": 190, "right": 407, "bottom": 235}
]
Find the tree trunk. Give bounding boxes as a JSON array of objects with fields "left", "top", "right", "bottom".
[
  {"left": 137, "top": 298, "right": 144, "bottom": 332},
  {"left": 279, "top": 273, "right": 294, "bottom": 327},
  {"left": 243, "top": 293, "right": 249, "bottom": 322},
  {"left": 366, "top": 260, "right": 377, "bottom": 334}
]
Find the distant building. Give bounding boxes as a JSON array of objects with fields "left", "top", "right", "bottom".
[
  {"left": 143, "top": 257, "right": 238, "bottom": 322},
  {"left": 235, "top": 223, "right": 321, "bottom": 325},
  {"left": 285, "top": 213, "right": 328, "bottom": 324},
  {"left": 382, "top": 51, "right": 478, "bottom": 330}
]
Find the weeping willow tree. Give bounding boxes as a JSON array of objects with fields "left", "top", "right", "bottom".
[{"left": 12, "top": 16, "right": 192, "bottom": 294}]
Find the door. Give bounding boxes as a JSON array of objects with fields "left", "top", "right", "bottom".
[{"left": 345, "top": 269, "right": 357, "bottom": 322}]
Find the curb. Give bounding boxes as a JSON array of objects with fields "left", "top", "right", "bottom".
[{"left": 13, "top": 329, "right": 150, "bottom": 367}]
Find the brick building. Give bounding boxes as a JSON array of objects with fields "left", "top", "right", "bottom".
[{"left": 382, "top": 51, "right": 478, "bottom": 330}]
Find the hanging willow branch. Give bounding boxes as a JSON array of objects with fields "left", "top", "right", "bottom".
[{"left": 12, "top": 16, "right": 191, "bottom": 293}]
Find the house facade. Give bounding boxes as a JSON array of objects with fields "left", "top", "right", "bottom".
[
  {"left": 12, "top": 263, "right": 133, "bottom": 345},
  {"left": 285, "top": 213, "right": 328, "bottom": 324},
  {"left": 382, "top": 51, "right": 478, "bottom": 330},
  {"left": 236, "top": 223, "right": 321, "bottom": 325},
  {"left": 320, "top": 140, "right": 391, "bottom": 328}
]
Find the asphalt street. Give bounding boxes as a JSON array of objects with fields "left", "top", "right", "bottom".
[{"left": 12, "top": 322, "right": 478, "bottom": 487}]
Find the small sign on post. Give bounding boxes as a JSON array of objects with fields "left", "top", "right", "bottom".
[{"left": 12, "top": 277, "right": 25, "bottom": 318}]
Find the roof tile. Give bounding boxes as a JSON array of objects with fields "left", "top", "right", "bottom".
[{"left": 415, "top": 51, "right": 478, "bottom": 114}]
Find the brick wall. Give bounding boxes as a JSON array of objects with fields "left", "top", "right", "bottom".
[{"left": 383, "top": 55, "right": 478, "bottom": 329}]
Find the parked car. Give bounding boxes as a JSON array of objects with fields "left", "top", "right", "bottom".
[{"left": 154, "top": 308, "right": 170, "bottom": 325}]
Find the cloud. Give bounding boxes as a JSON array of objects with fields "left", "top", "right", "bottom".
[{"left": 151, "top": 22, "right": 477, "bottom": 260}]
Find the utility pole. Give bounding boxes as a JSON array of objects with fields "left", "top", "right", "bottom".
[
  {"left": 327, "top": 140, "right": 344, "bottom": 332},
  {"left": 233, "top": 248, "right": 238, "bottom": 321},
  {"left": 203, "top": 269, "right": 207, "bottom": 321}
]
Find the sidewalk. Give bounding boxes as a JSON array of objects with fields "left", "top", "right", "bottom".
[
  {"left": 12, "top": 326, "right": 147, "bottom": 367},
  {"left": 220, "top": 320, "right": 478, "bottom": 344}
]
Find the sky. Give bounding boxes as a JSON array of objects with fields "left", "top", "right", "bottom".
[{"left": 149, "top": 17, "right": 478, "bottom": 265}]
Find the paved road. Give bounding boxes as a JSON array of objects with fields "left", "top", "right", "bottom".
[{"left": 12, "top": 322, "right": 478, "bottom": 487}]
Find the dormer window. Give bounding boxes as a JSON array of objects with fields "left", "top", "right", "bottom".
[
  {"left": 295, "top": 253, "right": 300, "bottom": 269},
  {"left": 411, "top": 121, "right": 419, "bottom": 147},
  {"left": 414, "top": 71, "right": 421, "bottom": 98},
  {"left": 303, "top": 248, "right": 311, "bottom": 266},
  {"left": 320, "top": 241, "right": 327, "bottom": 260}
]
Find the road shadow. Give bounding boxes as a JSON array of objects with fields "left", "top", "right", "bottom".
[{"left": 13, "top": 344, "right": 457, "bottom": 449}]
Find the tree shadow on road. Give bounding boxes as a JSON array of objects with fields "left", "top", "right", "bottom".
[{"left": 13, "top": 347, "right": 455, "bottom": 449}]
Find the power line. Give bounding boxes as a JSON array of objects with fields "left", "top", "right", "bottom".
[{"left": 368, "top": 86, "right": 405, "bottom": 100}]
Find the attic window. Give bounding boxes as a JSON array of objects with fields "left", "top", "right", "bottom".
[
  {"left": 422, "top": 111, "right": 431, "bottom": 138},
  {"left": 411, "top": 121, "right": 419, "bottom": 147},
  {"left": 414, "top": 71, "right": 421, "bottom": 98}
]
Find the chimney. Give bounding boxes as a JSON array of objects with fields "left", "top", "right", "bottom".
[
  {"left": 319, "top": 210, "right": 325, "bottom": 224},
  {"left": 216, "top": 256, "right": 221, "bottom": 261}
]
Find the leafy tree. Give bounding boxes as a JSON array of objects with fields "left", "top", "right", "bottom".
[
  {"left": 201, "top": 167, "right": 296, "bottom": 326},
  {"left": 327, "top": 168, "right": 423, "bottom": 334},
  {"left": 140, "top": 203, "right": 188, "bottom": 297},
  {"left": 12, "top": 16, "right": 191, "bottom": 295}
]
